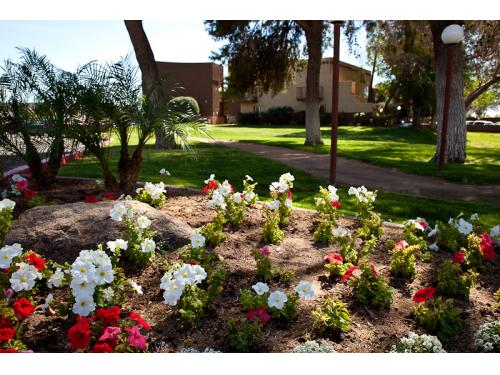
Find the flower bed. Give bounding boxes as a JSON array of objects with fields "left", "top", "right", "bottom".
[{"left": 0, "top": 177, "right": 499, "bottom": 353}]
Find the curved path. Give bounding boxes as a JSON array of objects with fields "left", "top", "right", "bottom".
[{"left": 201, "top": 139, "right": 500, "bottom": 203}]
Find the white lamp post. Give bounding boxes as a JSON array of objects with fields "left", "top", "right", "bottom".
[{"left": 438, "top": 24, "right": 464, "bottom": 170}]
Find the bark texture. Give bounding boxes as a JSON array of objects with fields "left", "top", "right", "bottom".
[
  {"left": 297, "top": 20, "right": 324, "bottom": 146},
  {"left": 430, "top": 21, "right": 466, "bottom": 163}
]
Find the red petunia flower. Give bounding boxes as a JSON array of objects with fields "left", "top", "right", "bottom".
[
  {"left": 479, "top": 233, "right": 496, "bottom": 261},
  {"left": 370, "top": 264, "right": 378, "bottom": 277},
  {"left": 412, "top": 287, "right": 436, "bottom": 303},
  {"left": 0, "top": 317, "right": 13, "bottom": 329},
  {"left": 202, "top": 180, "right": 217, "bottom": 194},
  {"left": 12, "top": 298, "right": 34, "bottom": 320},
  {"left": 0, "top": 348, "right": 18, "bottom": 353},
  {"left": 187, "top": 259, "right": 198, "bottom": 265},
  {"left": 258, "top": 245, "right": 270, "bottom": 256},
  {"left": 15, "top": 180, "right": 28, "bottom": 191},
  {"left": 394, "top": 240, "right": 409, "bottom": 250},
  {"left": 24, "top": 252, "right": 46, "bottom": 271},
  {"left": 287, "top": 190, "right": 293, "bottom": 200},
  {"left": 0, "top": 327, "right": 15, "bottom": 343},
  {"left": 84, "top": 194, "right": 101, "bottom": 203},
  {"left": 67, "top": 317, "right": 91, "bottom": 350},
  {"left": 102, "top": 192, "right": 119, "bottom": 201},
  {"left": 129, "top": 312, "right": 152, "bottom": 331},
  {"left": 341, "top": 266, "right": 360, "bottom": 282},
  {"left": 95, "top": 306, "right": 121, "bottom": 324},
  {"left": 22, "top": 189, "right": 37, "bottom": 200},
  {"left": 330, "top": 200, "right": 341, "bottom": 208},
  {"left": 453, "top": 250, "right": 465, "bottom": 264},
  {"left": 419, "top": 220, "right": 429, "bottom": 229},
  {"left": 246, "top": 307, "right": 271, "bottom": 325},
  {"left": 90, "top": 342, "right": 114, "bottom": 353},
  {"left": 324, "top": 253, "right": 343, "bottom": 264}
]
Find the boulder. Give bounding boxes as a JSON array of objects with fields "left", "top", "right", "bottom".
[{"left": 4, "top": 200, "right": 192, "bottom": 263}]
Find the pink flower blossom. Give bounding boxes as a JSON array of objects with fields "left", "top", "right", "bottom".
[
  {"left": 16, "top": 180, "right": 28, "bottom": 191},
  {"left": 394, "top": 240, "right": 409, "bottom": 250},
  {"left": 125, "top": 326, "right": 147, "bottom": 350},
  {"left": 258, "top": 245, "right": 270, "bottom": 256},
  {"left": 98, "top": 326, "right": 121, "bottom": 342}
]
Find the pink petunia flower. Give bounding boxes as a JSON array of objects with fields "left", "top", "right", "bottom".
[
  {"left": 125, "top": 326, "right": 147, "bottom": 350},
  {"left": 98, "top": 326, "right": 121, "bottom": 342}
]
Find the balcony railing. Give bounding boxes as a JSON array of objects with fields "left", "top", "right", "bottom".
[{"left": 296, "top": 86, "right": 323, "bottom": 100}]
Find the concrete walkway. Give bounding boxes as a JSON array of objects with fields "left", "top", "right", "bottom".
[{"left": 202, "top": 139, "right": 500, "bottom": 203}]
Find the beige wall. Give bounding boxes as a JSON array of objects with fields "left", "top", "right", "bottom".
[{"left": 244, "top": 59, "right": 374, "bottom": 114}]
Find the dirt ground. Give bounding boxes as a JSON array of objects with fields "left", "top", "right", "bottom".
[{"left": 5, "top": 178, "right": 500, "bottom": 353}]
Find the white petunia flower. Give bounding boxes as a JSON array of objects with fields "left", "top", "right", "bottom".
[
  {"left": 0, "top": 198, "right": 16, "bottom": 211},
  {"left": 295, "top": 281, "right": 314, "bottom": 300},
  {"left": 245, "top": 175, "right": 254, "bottom": 182},
  {"left": 72, "top": 296, "right": 96, "bottom": 317},
  {"left": 191, "top": 265, "right": 207, "bottom": 284},
  {"left": 70, "top": 278, "right": 96, "bottom": 299},
  {"left": 244, "top": 191, "right": 256, "bottom": 203},
  {"left": 285, "top": 199, "right": 293, "bottom": 209},
  {"left": 333, "top": 227, "right": 349, "bottom": 237},
  {"left": 490, "top": 225, "right": 500, "bottom": 238},
  {"left": 0, "top": 243, "right": 23, "bottom": 269},
  {"left": 428, "top": 224, "right": 439, "bottom": 238},
  {"left": 10, "top": 263, "right": 41, "bottom": 292},
  {"left": 279, "top": 173, "right": 295, "bottom": 188},
  {"left": 204, "top": 174, "right": 215, "bottom": 184},
  {"left": 129, "top": 280, "right": 143, "bottom": 295},
  {"left": 162, "top": 279, "right": 185, "bottom": 306},
  {"left": 456, "top": 218, "right": 473, "bottom": 235},
  {"left": 107, "top": 238, "right": 128, "bottom": 253},
  {"left": 71, "top": 260, "right": 97, "bottom": 282},
  {"left": 268, "top": 200, "right": 280, "bottom": 211},
  {"left": 136, "top": 215, "right": 152, "bottom": 230},
  {"left": 252, "top": 282, "right": 270, "bottom": 296},
  {"left": 232, "top": 192, "right": 243, "bottom": 204},
  {"left": 109, "top": 203, "right": 127, "bottom": 222},
  {"left": 267, "top": 290, "right": 288, "bottom": 310},
  {"left": 94, "top": 264, "right": 114, "bottom": 285},
  {"left": 48, "top": 268, "right": 65, "bottom": 288},
  {"left": 470, "top": 213, "right": 479, "bottom": 221},
  {"left": 218, "top": 180, "right": 233, "bottom": 197},
  {"left": 174, "top": 264, "right": 197, "bottom": 285},
  {"left": 160, "top": 168, "right": 171, "bottom": 176},
  {"left": 429, "top": 242, "right": 440, "bottom": 252},
  {"left": 207, "top": 190, "right": 226, "bottom": 210},
  {"left": 102, "top": 287, "right": 115, "bottom": 302},
  {"left": 41, "top": 294, "right": 53, "bottom": 312},
  {"left": 191, "top": 231, "right": 206, "bottom": 249},
  {"left": 140, "top": 238, "right": 156, "bottom": 253}
]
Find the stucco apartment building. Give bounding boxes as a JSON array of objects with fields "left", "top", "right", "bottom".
[
  {"left": 230, "top": 58, "right": 374, "bottom": 119},
  {"left": 156, "top": 61, "right": 224, "bottom": 123}
]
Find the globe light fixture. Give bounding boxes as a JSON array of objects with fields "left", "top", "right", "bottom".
[
  {"left": 438, "top": 24, "right": 464, "bottom": 171},
  {"left": 441, "top": 24, "right": 464, "bottom": 45}
]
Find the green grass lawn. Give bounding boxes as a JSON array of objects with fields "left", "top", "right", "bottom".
[
  {"left": 206, "top": 124, "right": 500, "bottom": 184},
  {"left": 59, "top": 140, "right": 500, "bottom": 227}
]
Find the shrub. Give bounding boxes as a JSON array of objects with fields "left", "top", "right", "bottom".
[
  {"left": 333, "top": 228, "right": 358, "bottom": 264},
  {"left": 436, "top": 261, "right": 477, "bottom": 299},
  {"left": 463, "top": 233, "right": 487, "bottom": 272},
  {"left": 494, "top": 288, "right": 500, "bottom": 312},
  {"left": 292, "top": 340, "right": 336, "bottom": 353},
  {"left": 389, "top": 332, "right": 446, "bottom": 353},
  {"left": 348, "top": 186, "right": 382, "bottom": 240},
  {"left": 347, "top": 263, "right": 393, "bottom": 308},
  {"left": 414, "top": 297, "right": 462, "bottom": 340},
  {"left": 389, "top": 245, "right": 417, "bottom": 279},
  {"left": 224, "top": 318, "right": 262, "bottom": 352},
  {"left": 200, "top": 211, "right": 226, "bottom": 247},
  {"left": 435, "top": 219, "right": 466, "bottom": 252},
  {"left": 239, "top": 288, "right": 299, "bottom": 322},
  {"left": 167, "top": 96, "right": 200, "bottom": 115},
  {"left": 313, "top": 185, "right": 341, "bottom": 244},
  {"left": 0, "top": 199, "right": 15, "bottom": 244},
  {"left": 475, "top": 321, "right": 500, "bottom": 352},
  {"left": 262, "top": 106, "right": 294, "bottom": 125},
  {"left": 252, "top": 246, "right": 275, "bottom": 281},
  {"left": 360, "top": 234, "right": 378, "bottom": 258},
  {"left": 262, "top": 205, "right": 284, "bottom": 244},
  {"left": 324, "top": 253, "right": 353, "bottom": 279},
  {"left": 269, "top": 173, "right": 294, "bottom": 226},
  {"left": 312, "top": 296, "right": 352, "bottom": 333}
]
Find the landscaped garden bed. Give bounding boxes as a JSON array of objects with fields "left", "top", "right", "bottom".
[{"left": 1, "top": 174, "right": 499, "bottom": 353}]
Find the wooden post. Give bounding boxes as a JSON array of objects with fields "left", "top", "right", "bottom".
[
  {"left": 439, "top": 44, "right": 454, "bottom": 170},
  {"left": 330, "top": 22, "right": 341, "bottom": 184}
]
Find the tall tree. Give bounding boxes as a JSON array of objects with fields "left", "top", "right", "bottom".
[
  {"left": 205, "top": 20, "right": 330, "bottom": 145},
  {"left": 124, "top": 20, "right": 171, "bottom": 148}
]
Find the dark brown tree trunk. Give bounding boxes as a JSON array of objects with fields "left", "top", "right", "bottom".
[
  {"left": 430, "top": 21, "right": 466, "bottom": 164},
  {"left": 368, "top": 51, "right": 377, "bottom": 103},
  {"left": 412, "top": 101, "right": 422, "bottom": 127},
  {"left": 297, "top": 20, "right": 324, "bottom": 146},
  {"left": 124, "top": 20, "right": 170, "bottom": 149},
  {"left": 118, "top": 142, "right": 144, "bottom": 194}
]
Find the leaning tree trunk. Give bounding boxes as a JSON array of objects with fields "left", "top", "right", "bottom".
[
  {"left": 124, "top": 20, "right": 172, "bottom": 149},
  {"left": 411, "top": 101, "right": 423, "bottom": 128},
  {"left": 298, "top": 21, "right": 324, "bottom": 146},
  {"left": 430, "top": 21, "right": 466, "bottom": 164}
]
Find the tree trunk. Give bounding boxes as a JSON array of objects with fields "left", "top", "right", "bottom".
[
  {"left": 412, "top": 101, "right": 422, "bottom": 127},
  {"left": 298, "top": 21, "right": 323, "bottom": 146},
  {"left": 368, "top": 51, "right": 377, "bottom": 103},
  {"left": 464, "top": 68, "right": 500, "bottom": 108},
  {"left": 118, "top": 142, "right": 144, "bottom": 194},
  {"left": 430, "top": 21, "right": 466, "bottom": 164},
  {"left": 124, "top": 20, "right": 169, "bottom": 149}
]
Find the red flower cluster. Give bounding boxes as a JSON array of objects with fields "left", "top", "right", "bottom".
[
  {"left": 84, "top": 194, "right": 101, "bottom": 203},
  {"left": 341, "top": 266, "right": 360, "bottom": 283},
  {"left": 129, "top": 312, "right": 152, "bottom": 331},
  {"left": 102, "top": 192, "right": 119, "bottom": 201},
  {"left": 12, "top": 298, "right": 34, "bottom": 320},
  {"left": 330, "top": 200, "right": 341, "bottom": 209},
  {"left": 453, "top": 250, "right": 465, "bottom": 264},
  {"left": 22, "top": 189, "right": 37, "bottom": 200},
  {"left": 246, "top": 307, "right": 271, "bottom": 325},
  {"left": 203, "top": 180, "right": 217, "bottom": 193},
  {"left": 412, "top": 287, "right": 436, "bottom": 303},
  {"left": 324, "top": 253, "right": 343, "bottom": 264},
  {"left": 95, "top": 306, "right": 121, "bottom": 324},
  {"left": 0, "top": 317, "right": 15, "bottom": 344},
  {"left": 479, "top": 233, "right": 496, "bottom": 261},
  {"left": 67, "top": 317, "right": 91, "bottom": 350},
  {"left": 419, "top": 220, "right": 429, "bottom": 229},
  {"left": 15, "top": 180, "right": 28, "bottom": 191},
  {"left": 25, "top": 252, "right": 46, "bottom": 271}
]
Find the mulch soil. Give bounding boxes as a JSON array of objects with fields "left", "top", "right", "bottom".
[{"left": 4, "top": 178, "right": 500, "bottom": 353}]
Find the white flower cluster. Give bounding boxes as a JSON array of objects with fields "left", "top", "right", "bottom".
[
  {"left": 333, "top": 226, "right": 349, "bottom": 237},
  {"left": 390, "top": 332, "right": 446, "bottom": 353},
  {"left": 490, "top": 225, "right": 500, "bottom": 239},
  {"left": 205, "top": 177, "right": 233, "bottom": 211},
  {"left": 315, "top": 185, "right": 339, "bottom": 206},
  {"left": 0, "top": 243, "right": 23, "bottom": 269},
  {"left": 292, "top": 340, "right": 336, "bottom": 353},
  {"left": 159, "top": 168, "right": 171, "bottom": 176},
  {"left": 160, "top": 263, "right": 207, "bottom": 306},
  {"left": 70, "top": 249, "right": 114, "bottom": 316},
  {"left": 448, "top": 217, "right": 473, "bottom": 235},
  {"left": 8, "top": 174, "right": 26, "bottom": 196},
  {"left": 267, "top": 200, "right": 280, "bottom": 211},
  {"left": 475, "top": 321, "right": 500, "bottom": 352},
  {"left": 191, "top": 231, "right": 206, "bottom": 249},
  {"left": 48, "top": 268, "right": 65, "bottom": 288},
  {"left": 109, "top": 202, "right": 134, "bottom": 222},
  {"left": 137, "top": 182, "right": 166, "bottom": 201},
  {"left": 251, "top": 280, "right": 314, "bottom": 310},
  {"left": 405, "top": 217, "right": 427, "bottom": 231},
  {"left": 207, "top": 190, "right": 227, "bottom": 210},
  {"left": 0, "top": 198, "right": 16, "bottom": 212},
  {"left": 106, "top": 238, "right": 128, "bottom": 253},
  {"left": 348, "top": 185, "right": 376, "bottom": 204},
  {"left": 10, "top": 262, "right": 42, "bottom": 292}
]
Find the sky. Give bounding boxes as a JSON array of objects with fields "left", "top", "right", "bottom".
[{"left": 0, "top": 20, "right": 370, "bottom": 78}]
